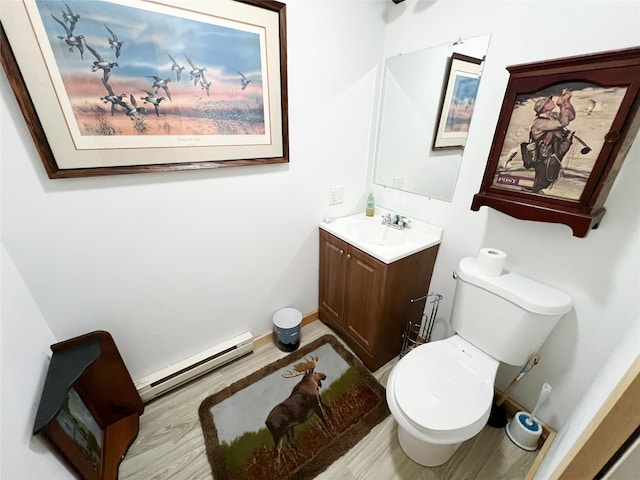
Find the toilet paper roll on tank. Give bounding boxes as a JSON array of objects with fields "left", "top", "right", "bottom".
[{"left": 476, "top": 248, "right": 507, "bottom": 276}]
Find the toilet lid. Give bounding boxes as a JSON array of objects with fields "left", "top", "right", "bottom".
[{"left": 394, "top": 344, "right": 493, "bottom": 432}]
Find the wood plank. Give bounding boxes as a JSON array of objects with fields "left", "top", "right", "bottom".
[{"left": 552, "top": 355, "right": 640, "bottom": 479}]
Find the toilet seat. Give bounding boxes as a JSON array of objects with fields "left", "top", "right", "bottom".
[{"left": 392, "top": 336, "right": 498, "bottom": 437}]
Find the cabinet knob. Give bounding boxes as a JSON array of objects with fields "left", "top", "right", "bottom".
[
  {"left": 346, "top": 253, "right": 351, "bottom": 259},
  {"left": 339, "top": 249, "right": 344, "bottom": 255}
]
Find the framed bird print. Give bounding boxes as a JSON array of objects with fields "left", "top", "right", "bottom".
[{"left": 1, "top": 0, "right": 289, "bottom": 178}]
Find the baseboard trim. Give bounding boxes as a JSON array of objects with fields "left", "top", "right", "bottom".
[{"left": 253, "top": 310, "right": 319, "bottom": 350}]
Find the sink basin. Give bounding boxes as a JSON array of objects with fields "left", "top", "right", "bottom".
[
  {"left": 346, "top": 221, "right": 407, "bottom": 246},
  {"left": 320, "top": 210, "right": 443, "bottom": 264}
]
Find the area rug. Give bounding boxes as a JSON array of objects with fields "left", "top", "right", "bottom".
[{"left": 198, "top": 334, "right": 390, "bottom": 480}]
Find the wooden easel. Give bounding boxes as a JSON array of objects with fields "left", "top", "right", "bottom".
[{"left": 33, "top": 331, "right": 144, "bottom": 480}]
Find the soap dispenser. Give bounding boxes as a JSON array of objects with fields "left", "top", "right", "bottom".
[{"left": 366, "top": 192, "right": 375, "bottom": 217}]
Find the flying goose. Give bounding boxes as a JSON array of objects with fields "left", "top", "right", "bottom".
[
  {"left": 104, "top": 23, "right": 124, "bottom": 58},
  {"left": 50, "top": 14, "right": 84, "bottom": 59},
  {"left": 100, "top": 79, "right": 127, "bottom": 115},
  {"left": 85, "top": 42, "right": 118, "bottom": 83},
  {"left": 200, "top": 80, "right": 212, "bottom": 96},
  {"left": 145, "top": 76, "right": 172, "bottom": 101},
  {"left": 123, "top": 95, "right": 146, "bottom": 119},
  {"left": 139, "top": 89, "right": 166, "bottom": 116},
  {"left": 238, "top": 71, "right": 251, "bottom": 91},
  {"left": 167, "top": 53, "right": 185, "bottom": 82},
  {"left": 61, "top": 3, "right": 79, "bottom": 30},
  {"left": 184, "top": 54, "right": 207, "bottom": 86}
]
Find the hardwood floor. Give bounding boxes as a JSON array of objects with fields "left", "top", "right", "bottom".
[{"left": 119, "top": 321, "right": 537, "bottom": 479}]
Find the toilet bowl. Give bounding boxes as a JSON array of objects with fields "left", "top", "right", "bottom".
[
  {"left": 386, "top": 335, "right": 499, "bottom": 466},
  {"left": 386, "top": 255, "right": 571, "bottom": 467}
]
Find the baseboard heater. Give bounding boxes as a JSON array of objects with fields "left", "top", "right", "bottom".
[{"left": 135, "top": 331, "right": 253, "bottom": 403}]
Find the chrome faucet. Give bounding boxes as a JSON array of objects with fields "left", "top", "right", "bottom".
[{"left": 381, "top": 213, "right": 410, "bottom": 230}]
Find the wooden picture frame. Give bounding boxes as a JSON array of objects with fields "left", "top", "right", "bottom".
[
  {"left": 471, "top": 47, "right": 640, "bottom": 237},
  {"left": 1, "top": 0, "right": 288, "bottom": 178},
  {"left": 433, "top": 53, "right": 483, "bottom": 150}
]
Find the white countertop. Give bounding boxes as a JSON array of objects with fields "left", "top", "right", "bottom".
[{"left": 319, "top": 209, "right": 443, "bottom": 264}]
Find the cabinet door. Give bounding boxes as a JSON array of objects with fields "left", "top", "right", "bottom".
[
  {"left": 343, "top": 248, "right": 384, "bottom": 353},
  {"left": 319, "top": 230, "right": 348, "bottom": 327}
]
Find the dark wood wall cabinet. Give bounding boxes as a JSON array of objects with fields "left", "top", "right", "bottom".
[
  {"left": 471, "top": 47, "right": 640, "bottom": 237},
  {"left": 319, "top": 229, "right": 439, "bottom": 371}
]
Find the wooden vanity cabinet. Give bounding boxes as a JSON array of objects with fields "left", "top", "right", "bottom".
[{"left": 319, "top": 229, "right": 439, "bottom": 371}]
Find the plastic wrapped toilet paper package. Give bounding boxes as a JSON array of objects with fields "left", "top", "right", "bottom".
[{"left": 477, "top": 248, "right": 507, "bottom": 276}]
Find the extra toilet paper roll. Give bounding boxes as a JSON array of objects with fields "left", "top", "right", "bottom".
[{"left": 477, "top": 248, "right": 507, "bottom": 276}]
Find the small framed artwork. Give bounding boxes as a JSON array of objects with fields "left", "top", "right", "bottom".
[
  {"left": 472, "top": 47, "right": 640, "bottom": 237},
  {"left": 46, "top": 387, "right": 104, "bottom": 475},
  {"left": 1, "top": 0, "right": 288, "bottom": 178},
  {"left": 433, "top": 53, "right": 483, "bottom": 150}
]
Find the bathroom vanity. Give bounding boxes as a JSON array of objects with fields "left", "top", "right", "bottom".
[{"left": 319, "top": 212, "right": 442, "bottom": 371}]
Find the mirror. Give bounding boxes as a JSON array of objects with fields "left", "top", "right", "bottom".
[{"left": 374, "top": 34, "right": 491, "bottom": 201}]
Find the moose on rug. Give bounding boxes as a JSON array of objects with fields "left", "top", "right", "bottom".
[
  {"left": 265, "top": 356, "right": 335, "bottom": 462},
  {"left": 199, "top": 335, "right": 390, "bottom": 480}
]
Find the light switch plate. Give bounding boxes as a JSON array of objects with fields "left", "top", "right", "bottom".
[{"left": 329, "top": 185, "right": 344, "bottom": 205}]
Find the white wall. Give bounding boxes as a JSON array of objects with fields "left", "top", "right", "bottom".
[
  {"left": 2, "top": 0, "right": 639, "bottom": 477},
  {"left": 1, "top": 0, "right": 386, "bottom": 381},
  {"left": 536, "top": 323, "right": 639, "bottom": 479},
  {"left": 1, "top": 246, "right": 74, "bottom": 479},
  {"left": 376, "top": 0, "right": 640, "bottom": 477}
]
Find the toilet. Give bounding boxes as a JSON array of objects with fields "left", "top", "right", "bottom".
[{"left": 386, "top": 256, "right": 572, "bottom": 467}]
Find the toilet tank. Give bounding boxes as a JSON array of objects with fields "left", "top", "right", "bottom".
[{"left": 451, "top": 257, "right": 572, "bottom": 366}]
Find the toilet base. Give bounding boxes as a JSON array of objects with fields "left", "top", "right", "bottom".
[{"left": 397, "top": 425, "right": 461, "bottom": 467}]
